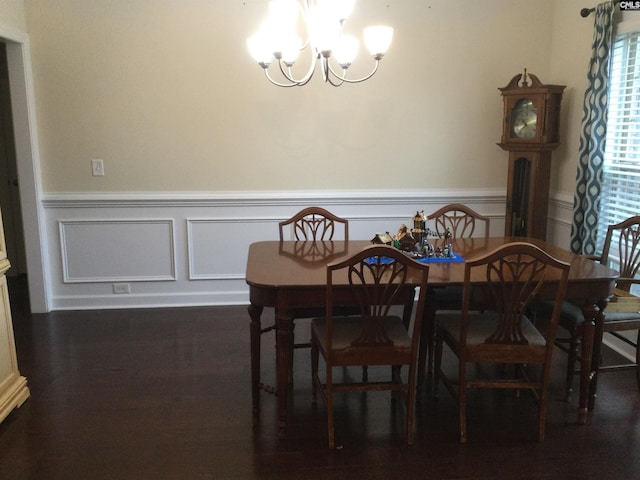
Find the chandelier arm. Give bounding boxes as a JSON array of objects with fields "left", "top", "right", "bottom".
[
  {"left": 327, "top": 59, "right": 381, "bottom": 84},
  {"left": 326, "top": 69, "right": 345, "bottom": 87},
  {"left": 263, "top": 68, "right": 299, "bottom": 88},
  {"left": 278, "top": 60, "right": 315, "bottom": 86},
  {"left": 295, "top": 67, "right": 316, "bottom": 86},
  {"left": 320, "top": 57, "right": 329, "bottom": 83},
  {"left": 278, "top": 61, "right": 299, "bottom": 83},
  {"left": 320, "top": 57, "right": 344, "bottom": 87},
  {"left": 264, "top": 61, "right": 317, "bottom": 88},
  {"left": 281, "top": 46, "right": 320, "bottom": 85},
  {"left": 288, "top": 65, "right": 316, "bottom": 87}
]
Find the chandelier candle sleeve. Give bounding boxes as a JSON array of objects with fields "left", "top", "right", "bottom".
[{"left": 247, "top": 0, "right": 393, "bottom": 87}]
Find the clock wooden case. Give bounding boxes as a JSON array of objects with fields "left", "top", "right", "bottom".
[{"left": 498, "top": 71, "right": 565, "bottom": 240}]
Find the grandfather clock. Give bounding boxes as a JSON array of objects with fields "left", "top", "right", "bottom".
[{"left": 498, "top": 70, "right": 565, "bottom": 240}]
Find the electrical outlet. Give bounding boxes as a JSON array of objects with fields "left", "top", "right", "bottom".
[
  {"left": 112, "top": 283, "right": 131, "bottom": 294},
  {"left": 91, "top": 159, "right": 104, "bottom": 176}
]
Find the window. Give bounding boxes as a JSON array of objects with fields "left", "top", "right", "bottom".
[{"left": 598, "top": 25, "right": 640, "bottom": 253}]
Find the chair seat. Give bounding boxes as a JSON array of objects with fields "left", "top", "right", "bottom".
[
  {"left": 536, "top": 300, "right": 640, "bottom": 329},
  {"left": 437, "top": 312, "right": 547, "bottom": 348},
  {"left": 311, "top": 316, "right": 411, "bottom": 355}
]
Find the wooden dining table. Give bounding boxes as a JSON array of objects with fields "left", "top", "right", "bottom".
[{"left": 246, "top": 237, "right": 618, "bottom": 437}]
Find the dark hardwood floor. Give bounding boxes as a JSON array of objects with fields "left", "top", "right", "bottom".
[{"left": 1, "top": 277, "right": 640, "bottom": 479}]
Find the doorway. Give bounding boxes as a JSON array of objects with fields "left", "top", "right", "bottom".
[
  {"left": 0, "top": 42, "right": 27, "bottom": 279},
  {"left": 0, "top": 29, "right": 48, "bottom": 313}
]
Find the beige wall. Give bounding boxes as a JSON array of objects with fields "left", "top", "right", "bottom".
[
  {"left": 18, "top": 0, "right": 583, "bottom": 194},
  {"left": 0, "top": 0, "right": 25, "bottom": 32},
  {"left": 0, "top": 0, "right": 592, "bottom": 199},
  {"left": 548, "top": 0, "right": 595, "bottom": 198}
]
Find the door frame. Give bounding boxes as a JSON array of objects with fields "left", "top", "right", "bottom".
[{"left": 0, "top": 22, "right": 49, "bottom": 313}]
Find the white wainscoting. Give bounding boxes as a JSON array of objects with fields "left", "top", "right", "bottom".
[
  {"left": 547, "top": 193, "right": 574, "bottom": 249},
  {"left": 59, "top": 219, "right": 176, "bottom": 283},
  {"left": 42, "top": 189, "right": 573, "bottom": 310}
]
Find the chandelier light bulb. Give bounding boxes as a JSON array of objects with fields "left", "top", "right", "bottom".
[
  {"left": 334, "top": 35, "right": 358, "bottom": 68},
  {"left": 363, "top": 26, "right": 393, "bottom": 59},
  {"left": 281, "top": 35, "right": 302, "bottom": 66},
  {"left": 247, "top": 34, "right": 273, "bottom": 67},
  {"left": 308, "top": 6, "right": 341, "bottom": 54}
]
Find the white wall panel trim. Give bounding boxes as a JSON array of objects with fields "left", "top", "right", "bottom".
[
  {"left": 43, "top": 188, "right": 506, "bottom": 208},
  {"left": 187, "top": 218, "right": 258, "bottom": 281},
  {"left": 59, "top": 219, "right": 177, "bottom": 283}
]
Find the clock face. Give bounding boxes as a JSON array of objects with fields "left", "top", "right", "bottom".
[{"left": 511, "top": 99, "right": 537, "bottom": 139}]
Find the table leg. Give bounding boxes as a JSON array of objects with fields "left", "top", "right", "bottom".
[
  {"left": 589, "top": 299, "right": 608, "bottom": 411},
  {"left": 417, "top": 291, "right": 436, "bottom": 396},
  {"left": 578, "top": 301, "right": 606, "bottom": 424},
  {"left": 248, "top": 303, "right": 263, "bottom": 427},
  {"left": 275, "top": 309, "right": 294, "bottom": 438}
]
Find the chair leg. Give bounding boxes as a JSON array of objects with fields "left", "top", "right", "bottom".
[
  {"left": 311, "top": 339, "right": 319, "bottom": 404},
  {"left": 635, "top": 330, "right": 640, "bottom": 391},
  {"left": 289, "top": 323, "right": 295, "bottom": 385},
  {"left": 326, "top": 368, "right": 335, "bottom": 449},
  {"left": 537, "top": 387, "right": 547, "bottom": 442},
  {"left": 426, "top": 308, "right": 436, "bottom": 378},
  {"left": 248, "top": 304, "right": 263, "bottom": 427},
  {"left": 459, "top": 361, "right": 467, "bottom": 443},
  {"left": 565, "top": 332, "right": 580, "bottom": 401},
  {"left": 433, "top": 333, "right": 443, "bottom": 397},
  {"left": 390, "top": 365, "right": 401, "bottom": 403},
  {"left": 406, "top": 365, "right": 416, "bottom": 446}
]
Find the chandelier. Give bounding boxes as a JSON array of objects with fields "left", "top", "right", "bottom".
[{"left": 247, "top": 0, "right": 393, "bottom": 87}]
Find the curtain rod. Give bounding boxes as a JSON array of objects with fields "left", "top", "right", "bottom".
[{"left": 580, "top": 0, "right": 620, "bottom": 17}]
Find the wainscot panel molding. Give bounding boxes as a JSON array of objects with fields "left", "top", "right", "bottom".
[
  {"left": 40, "top": 189, "right": 575, "bottom": 311},
  {"left": 547, "top": 193, "right": 573, "bottom": 249},
  {"left": 59, "top": 219, "right": 176, "bottom": 283}
]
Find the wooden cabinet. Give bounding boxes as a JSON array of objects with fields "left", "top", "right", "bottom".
[{"left": 0, "top": 206, "right": 29, "bottom": 424}]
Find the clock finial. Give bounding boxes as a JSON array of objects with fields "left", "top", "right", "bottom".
[{"left": 522, "top": 68, "right": 529, "bottom": 87}]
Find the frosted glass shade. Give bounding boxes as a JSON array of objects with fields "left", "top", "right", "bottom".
[
  {"left": 247, "top": 35, "right": 273, "bottom": 66},
  {"left": 363, "top": 26, "right": 393, "bottom": 57},
  {"left": 334, "top": 35, "right": 358, "bottom": 67}
]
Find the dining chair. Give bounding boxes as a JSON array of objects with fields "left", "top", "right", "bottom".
[
  {"left": 420, "top": 204, "right": 491, "bottom": 385},
  {"left": 278, "top": 206, "right": 349, "bottom": 242},
  {"left": 433, "top": 242, "right": 570, "bottom": 443},
  {"left": 310, "top": 244, "right": 430, "bottom": 449},
  {"left": 540, "top": 216, "right": 640, "bottom": 401},
  {"left": 427, "top": 203, "right": 490, "bottom": 240},
  {"left": 260, "top": 207, "right": 350, "bottom": 386}
]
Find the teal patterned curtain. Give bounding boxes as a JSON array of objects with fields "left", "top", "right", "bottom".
[{"left": 570, "top": 1, "right": 615, "bottom": 255}]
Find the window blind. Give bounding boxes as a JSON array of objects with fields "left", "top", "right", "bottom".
[{"left": 598, "top": 30, "right": 640, "bottom": 251}]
